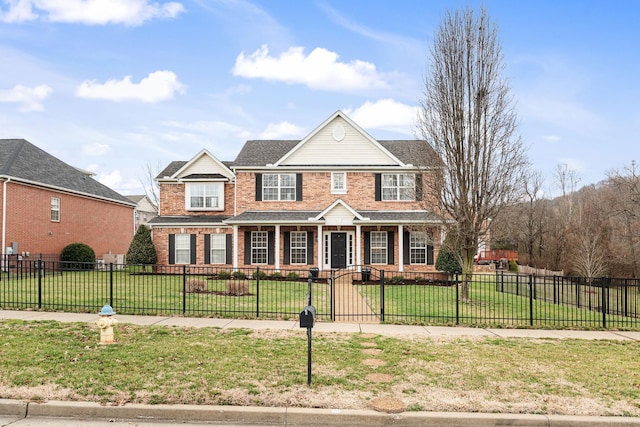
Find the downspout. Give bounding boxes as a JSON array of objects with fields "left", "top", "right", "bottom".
[{"left": 2, "top": 178, "right": 10, "bottom": 271}]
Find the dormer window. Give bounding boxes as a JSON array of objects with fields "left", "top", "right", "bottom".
[{"left": 186, "top": 182, "right": 223, "bottom": 211}]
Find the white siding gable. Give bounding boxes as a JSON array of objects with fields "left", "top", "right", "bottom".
[
  {"left": 278, "top": 115, "right": 402, "bottom": 166},
  {"left": 176, "top": 150, "right": 234, "bottom": 180},
  {"left": 324, "top": 203, "right": 356, "bottom": 226}
]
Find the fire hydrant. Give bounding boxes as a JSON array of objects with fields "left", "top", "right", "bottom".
[{"left": 96, "top": 304, "right": 118, "bottom": 344}]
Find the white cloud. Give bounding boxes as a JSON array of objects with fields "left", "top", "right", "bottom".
[
  {"left": 233, "top": 45, "right": 394, "bottom": 92},
  {"left": 76, "top": 71, "right": 185, "bottom": 103},
  {"left": 0, "top": 0, "right": 184, "bottom": 25},
  {"left": 344, "top": 99, "right": 419, "bottom": 135},
  {"left": 259, "top": 121, "right": 305, "bottom": 139},
  {"left": 0, "top": 84, "right": 52, "bottom": 111},
  {"left": 542, "top": 135, "right": 561, "bottom": 142},
  {"left": 81, "top": 142, "right": 110, "bottom": 155},
  {"left": 96, "top": 168, "right": 122, "bottom": 188}
]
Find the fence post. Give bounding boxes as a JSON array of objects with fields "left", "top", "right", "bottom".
[
  {"left": 455, "top": 273, "right": 459, "bottom": 325},
  {"left": 330, "top": 270, "right": 335, "bottom": 321},
  {"left": 182, "top": 265, "right": 187, "bottom": 314},
  {"left": 529, "top": 274, "right": 534, "bottom": 327},
  {"left": 601, "top": 277, "right": 607, "bottom": 329},
  {"left": 109, "top": 263, "right": 114, "bottom": 309},
  {"left": 256, "top": 267, "right": 260, "bottom": 318},
  {"left": 380, "top": 270, "right": 385, "bottom": 322},
  {"left": 37, "top": 259, "right": 42, "bottom": 309}
]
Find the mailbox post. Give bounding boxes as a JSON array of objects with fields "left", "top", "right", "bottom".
[{"left": 300, "top": 268, "right": 317, "bottom": 386}]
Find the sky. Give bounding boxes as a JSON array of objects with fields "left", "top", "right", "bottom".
[{"left": 0, "top": 0, "right": 639, "bottom": 197}]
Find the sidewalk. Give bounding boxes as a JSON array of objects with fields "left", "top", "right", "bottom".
[
  {"left": 2, "top": 309, "right": 640, "bottom": 341},
  {"left": 2, "top": 309, "right": 640, "bottom": 427}
]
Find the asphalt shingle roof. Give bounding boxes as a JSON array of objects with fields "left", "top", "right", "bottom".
[{"left": 0, "top": 139, "right": 133, "bottom": 205}]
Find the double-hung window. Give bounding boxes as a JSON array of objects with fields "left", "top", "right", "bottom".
[
  {"left": 410, "top": 232, "right": 427, "bottom": 264},
  {"left": 251, "top": 231, "right": 268, "bottom": 264},
  {"left": 370, "top": 231, "right": 388, "bottom": 264},
  {"left": 331, "top": 172, "right": 347, "bottom": 194},
  {"left": 382, "top": 173, "right": 414, "bottom": 201},
  {"left": 187, "top": 182, "right": 222, "bottom": 210},
  {"left": 51, "top": 197, "right": 60, "bottom": 222},
  {"left": 263, "top": 174, "right": 296, "bottom": 201},
  {"left": 210, "top": 234, "right": 226, "bottom": 264},
  {"left": 175, "top": 234, "right": 191, "bottom": 264},
  {"left": 290, "top": 231, "right": 307, "bottom": 264}
]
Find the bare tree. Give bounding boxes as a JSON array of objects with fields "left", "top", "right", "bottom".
[
  {"left": 417, "top": 7, "right": 529, "bottom": 299},
  {"left": 139, "top": 162, "right": 162, "bottom": 210}
]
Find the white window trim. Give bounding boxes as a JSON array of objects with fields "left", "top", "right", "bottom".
[
  {"left": 381, "top": 173, "right": 415, "bottom": 201},
  {"left": 263, "top": 173, "right": 296, "bottom": 201},
  {"left": 251, "top": 231, "right": 268, "bottom": 265},
  {"left": 51, "top": 197, "right": 60, "bottom": 222},
  {"left": 410, "top": 232, "right": 427, "bottom": 265},
  {"left": 290, "top": 231, "right": 307, "bottom": 265},
  {"left": 185, "top": 182, "right": 224, "bottom": 211},
  {"left": 370, "top": 231, "right": 388, "bottom": 265},
  {"left": 210, "top": 234, "right": 226, "bottom": 264},
  {"left": 175, "top": 234, "right": 191, "bottom": 265},
  {"left": 331, "top": 172, "right": 347, "bottom": 194}
]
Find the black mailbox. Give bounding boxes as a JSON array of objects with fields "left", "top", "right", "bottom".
[{"left": 300, "top": 305, "right": 316, "bottom": 328}]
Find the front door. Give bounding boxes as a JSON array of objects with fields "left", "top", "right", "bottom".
[{"left": 331, "top": 232, "right": 347, "bottom": 268}]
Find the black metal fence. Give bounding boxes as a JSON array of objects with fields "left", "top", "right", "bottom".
[{"left": 0, "top": 260, "right": 638, "bottom": 330}]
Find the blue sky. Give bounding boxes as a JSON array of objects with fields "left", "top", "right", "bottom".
[{"left": 0, "top": 0, "right": 638, "bottom": 197}]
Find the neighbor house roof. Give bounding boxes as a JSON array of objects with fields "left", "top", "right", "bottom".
[{"left": 0, "top": 139, "right": 133, "bottom": 205}]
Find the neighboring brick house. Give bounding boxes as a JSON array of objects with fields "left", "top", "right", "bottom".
[
  {"left": 150, "top": 111, "right": 443, "bottom": 273},
  {"left": 127, "top": 195, "right": 158, "bottom": 231},
  {"left": 0, "top": 139, "right": 136, "bottom": 260}
]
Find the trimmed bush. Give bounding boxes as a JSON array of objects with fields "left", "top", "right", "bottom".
[
  {"left": 126, "top": 225, "right": 157, "bottom": 267},
  {"left": 435, "top": 246, "right": 462, "bottom": 274},
  {"left": 60, "top": 242, "right": 95, "bottom": 270},
  {"left": 509, "top": 259, "right": 519, "bottom": 272},
  {"left": 286, "top": 271, "right": 299, "bottom": 279},
  {"left": 232, "top": 271, "right": 246, "bottom": 280}
]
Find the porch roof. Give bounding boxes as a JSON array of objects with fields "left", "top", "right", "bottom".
[{"left": 225, "top": 210, "right": 442, "bottom": 225}]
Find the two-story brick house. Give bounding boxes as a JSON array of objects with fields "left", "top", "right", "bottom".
[{"left": 150, "top": 111, "right": 443, "bottom": 273}]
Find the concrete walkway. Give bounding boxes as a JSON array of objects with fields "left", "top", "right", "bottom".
[{"left": 2, "top": 309, "right": 640, "bottom": 427}]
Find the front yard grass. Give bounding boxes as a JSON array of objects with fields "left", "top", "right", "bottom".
[{"left": 0, "top": 319, "right": 639, "bottom": 416}]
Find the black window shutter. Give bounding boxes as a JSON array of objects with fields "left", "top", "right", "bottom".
[
  {"left": 427, "top": 245, "right": 434, "bottom": 265},
  {"left": 364, "top": 231, "right": 370, "bottom": 264},
  {"left": 190, "top": 234, "right": 197, "bottom": 264},
  {"left": 307, "top": 231, "right": 314, "bottom": 264},
  {"left": 374, "top": 174, "right": 381, "bottom": 201},
  {"left": 168, "top": 234, "right": 175, "bottom": 265},
  {"left": 296, "top": 173, "right": 303, "bottom": 201},
  {"left": 403, "top": 231, "right": 410, "bottom": 265},
  {"left": 255, "top": 173, "right": 262, "bottom": 201},
  {"left": 283, "top": 231, "right": 290, "bottom": 265},
  {"left": 226, "top": 234, "right": 233, "bottom": 264},
  {"left": 387, "top": 231, "right": 394, "bottom": 265},
  {"left": 267, "top": 231, "right": 275, "bottom": 265},
  {"left": 244, "top": 231, "right": 252, "bottom": 264},
  {"left": 415, "top": 174, "right": 423, "bottom": 201},
  {"left": 204, "top": 234, "right": 211, "bottom": 264}
]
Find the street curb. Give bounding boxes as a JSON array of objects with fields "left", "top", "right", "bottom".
[
  {"left": 0, "top": 399, "right": 27, "bottom": 417},
  {"left": 3, "top": 399, "right": 640, "bottom": 426}
]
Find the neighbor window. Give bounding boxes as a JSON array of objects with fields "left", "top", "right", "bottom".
[
  {"left": 331, "top": 172, "right": 347, "bottom": 194},
  {"left": 290, "top": 231, "right": 307, "bottom": 264},
  {"left": 263, "top": 174, "right": 296, "bottom": 201},
  {"left": 175, "top": 234, "right": 191, "bottom": 264},
  {"left": 382, "top": 173, "right": 414, "bottom": 201},
  {"left": 410, "top": 232, "right": 427, "bottom": 264},
  {"left": 187, "top": 182, "right": 223, "bottom": 210},
  {"left": 251, "top": 231, "right": 268, "bottom": 264},
  {"left": 370, "top": 231, "right": 387, "bottom": 264},
  {"left": 210, "top": 234, "right": 226, "bottom": 264},
  {"left": 51, "top": 197, "right": 60, "bottom": 222}
]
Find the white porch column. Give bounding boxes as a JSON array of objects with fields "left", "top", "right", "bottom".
[
  {"left": 317, "top": 225, "right": 323, "bottom": 270},
  {"left": 398, "top": 225, "right": 404, "bottom": 272},
  {"left": 356, "top": 224, "right": 361, "bottom": 272},
  {"left": 275, "top": 224, "right": 280, "bottom": 271},
  {"left": 232, "top": 225, "right": 238, "bottom": 269}
]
